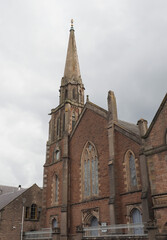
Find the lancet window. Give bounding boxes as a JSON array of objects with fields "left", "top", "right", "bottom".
[
  {"left": 73, "top": 88, "right": 76, "bottom": 100},
  {"left": 72, "top": 112, "right": 76, "bottom": 130},
  {"left": 129, "top": 153, "right": 137, "bottom": 187},
  {"left": 165, "top": 130, "right": 167, "bottom": 144},
  {"left": 53, "top": 175, "right": 59, "bottom": 203},
  {"left": 124, "top": 150, "right": 138, "bottom": 191},
  {"left": 81, "top": 142, "right": 99, "bottom": 198},
  {"left": 53, "top": 148, "right": 60, "bottom": 163}
]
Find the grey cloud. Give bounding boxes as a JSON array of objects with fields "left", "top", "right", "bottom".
[{"left": 0, "top": 0, "right": 167, "bottom": 187}]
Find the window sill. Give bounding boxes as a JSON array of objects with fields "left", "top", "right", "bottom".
[
  {"left": 120, "top": 189, "right": 142, "bottom": 196},
  {"left": 24, "top": 219, "right": 39, "bottom": 222}
]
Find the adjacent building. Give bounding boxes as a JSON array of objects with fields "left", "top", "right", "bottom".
[{"left": 0, "top": 184, "right": 42, "bottom": 240}]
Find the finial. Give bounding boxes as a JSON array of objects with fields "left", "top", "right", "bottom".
[{"left": 70, "top": 19, "right": 74, "bottom": 30}]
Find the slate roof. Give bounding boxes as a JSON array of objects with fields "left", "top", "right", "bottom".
[
  {"left": 0, "top": 185, "right": 21, "bottom": 195},
  {"left": 0, "top": 186, "right": 27, "bottom": 210},
  {"left": 118, "top": 120, "right": 140, "bottom": 136}
]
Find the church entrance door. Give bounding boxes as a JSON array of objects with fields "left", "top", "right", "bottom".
[{"left": 90, "top": 216, "right": 98, "bottom": 236}]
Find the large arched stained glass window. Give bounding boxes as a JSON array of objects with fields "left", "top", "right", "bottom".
[{"left": 82, "top": 142, "right": 99, "bottom": 198}]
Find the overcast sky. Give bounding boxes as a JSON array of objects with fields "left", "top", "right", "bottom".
[{"left": 0, "top": 0, "right": 167, "bottom": 188}]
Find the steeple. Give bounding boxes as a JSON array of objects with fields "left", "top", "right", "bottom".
[
  {"left": 61, "top": 19, "right": 82, "bottom": 86},
  {"left": 60, "top": 20, "right": 84, "bottom": 105},
  {"left": 62, "top": 19, "right": 82, "bottom": 85}
]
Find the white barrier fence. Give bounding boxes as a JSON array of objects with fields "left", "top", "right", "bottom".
[
  {"left": 83, "top": 223, "right": 148, "bottom": 238},
  {"left": 24, "top": 228, "right": 52, "bottom": 240}
]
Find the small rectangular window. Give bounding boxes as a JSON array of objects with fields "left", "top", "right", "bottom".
[{"left": 25, "top": 207, "right": 30, "bottom": 219}]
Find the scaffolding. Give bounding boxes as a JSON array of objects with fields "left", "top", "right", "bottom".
[
  {"left": 24, "top": 228, "right": 52, "bottom": 240},
  {"left": 83, "top": 223, "right": 148, "bottom": 238}
]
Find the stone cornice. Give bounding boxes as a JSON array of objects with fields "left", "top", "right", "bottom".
[
  {"left": 50, "top": 101, "right": 84, "bottom": 114},
  {"left": 141, "top": 144, "right": 167, "bottom": 156}
]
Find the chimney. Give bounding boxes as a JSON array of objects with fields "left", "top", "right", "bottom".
[
  {"left": 18, "top": 185, "right": 21, "bottom": 191},
  {"left": 137, "top": 119, "right": 148, "bottom": 137}
]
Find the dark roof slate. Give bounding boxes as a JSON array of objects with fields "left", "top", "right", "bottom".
[
  {"left": 0, "top": 187, "right": 27, "bottom": 210},
  {"left": 118, "top": 120, "right": 140, "bottom": 136},
  {"left": 0, "top": 185, "right": 20, "bottom": 195}
]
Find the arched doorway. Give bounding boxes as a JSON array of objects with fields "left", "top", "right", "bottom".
[
  {"left": 90, "top": 216, "right": 98, "bottom": 236},
  {"left": 52, "top": 218, "right": 58, "bottom": 228},
  {"left": 131, "top": 208, "right": 143, "bottom": 235}
]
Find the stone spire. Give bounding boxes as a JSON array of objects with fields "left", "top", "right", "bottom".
[
  {"left": 60, "top": 20, "right": 84, "bottom": 105},
  {"left": 61, "top": 19, "right": 82, "bottom": 86}
]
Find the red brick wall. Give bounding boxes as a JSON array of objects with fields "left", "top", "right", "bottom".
[
  {"left": 114, "top": 129, "right": 142, "bottom": 224},
  {"left": 147, "top": 152, "right": 167, "bottom": 195},
  {"left": 44, "top": 207, "right": 62, "bottom": 228},
  {"left": 69, "top": 108, "right": 110, "bottom": 234},
  {"left": 45, "top": 161, "right": 63, "bottom": 207},
  {"left": 43, "top": 134, "right": 65, "bottom": 228},
  {"left": 145, "top": 98, "right": 167, "bottom": 234},
  {"left": 154, "top": 208, "right": 167, "bottom": 233}
]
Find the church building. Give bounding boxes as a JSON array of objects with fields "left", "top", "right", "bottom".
[{"left": 42, "top": 21, "right": 167, "bottom": 240}]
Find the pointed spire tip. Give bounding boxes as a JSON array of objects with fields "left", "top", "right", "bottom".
[{"left": 70, "top": 19, "right": 74, "bottom": 30}]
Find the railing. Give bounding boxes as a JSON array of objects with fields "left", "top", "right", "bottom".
[
  {"left": 83, "top": 223, "right": 148, "bottom": 238},
  {"left": 24, "top": 228, "right": 52, "bottom": 240}
]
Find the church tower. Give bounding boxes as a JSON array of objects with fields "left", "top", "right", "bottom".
[{"left": 42, "top": 20, "right": 84, "bottom": 240}]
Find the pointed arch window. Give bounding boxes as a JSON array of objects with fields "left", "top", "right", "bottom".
[
  {"left": 73, "top": 88, "right": 76, "bottom": 100},
  {"left": 65, "top": 89, "right": 68, "bottom": 99},
  {"left": 124, "top": 150, "right": 138, "bottom": 191},
  {"left": 53, "top": 175, "right": 59, "bottom": 203},
  {"left": 129, "top": 153, "right": 137, "bottom": 187},
  {"left": 63, "top": 113, "right": 65, "bottom": 132},
  {"left": 52, "top": 218, "right": 58, "bottom": 228},
  {"left": 90, "top": 217, "right": 98, "bottom": 236},
  {"left": 165, "top": 130, "right": 167, "bottom": 144},
  {"left": 72, "top": 112, "right": 76, "bottom": 130},
  {"left": 82, "top": 142, "right": 99, "bottom": 198},
  {"left": 53, "top": 148, "right": 60, "bottom": 163},
  {"left": 57, "top": 118, "right": 60, "bottom": 136}
]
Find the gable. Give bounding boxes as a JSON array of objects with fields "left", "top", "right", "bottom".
[
  {"left": 70, "top": 101, "right": 107, "bottom": 139},
  {"left": 70, "top": 107, "right": 108, "bottom": 141},
  {"left": 0, "top": 184, "right": 41, "bottom": 210},
  {"left": 69, "top": 107, "right": 109, "bottom": 204},
  {"left": 144, "top": 94, "right": 167, "bottom": 147}
]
